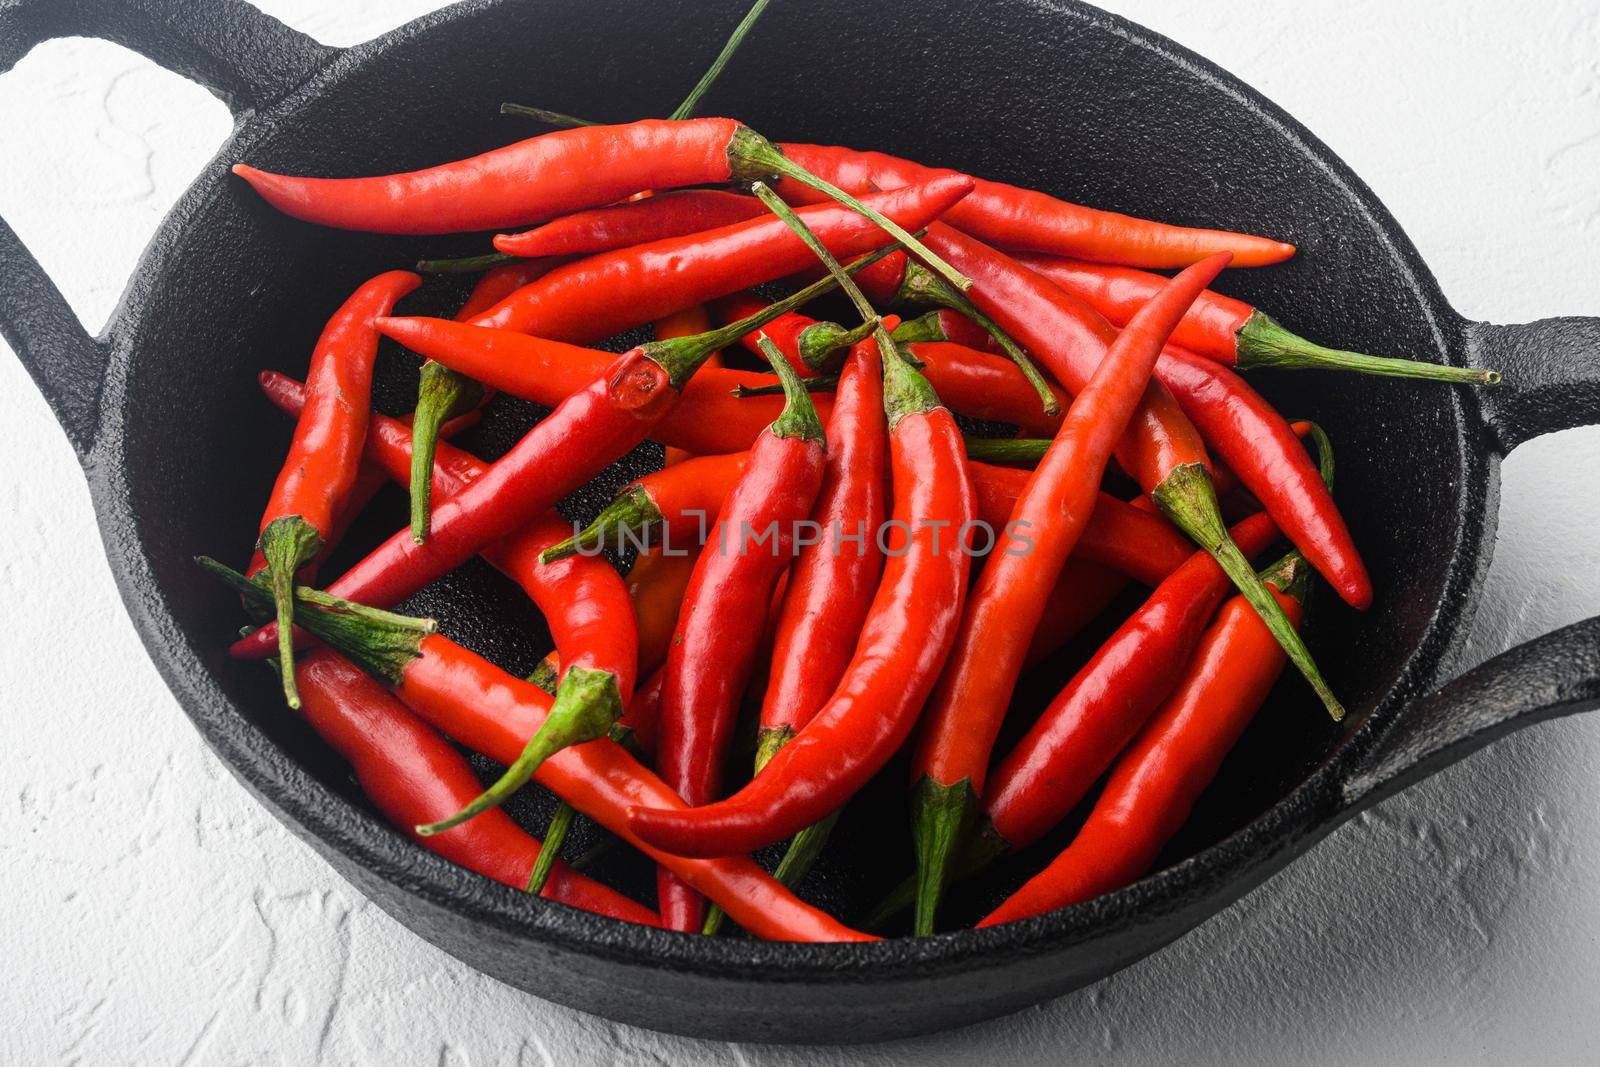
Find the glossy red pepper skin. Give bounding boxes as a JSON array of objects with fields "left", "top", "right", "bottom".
[
  {"left": 985, "top": 513, "right": 1280, "bottom": 851},
  {"left": 654, "top": 380, "right": 828, "bottom": 930},
  {"left": 388, "top": 635, "right": 875, "bottom": 943},
  {"left": 234, "top": 118, "right": 746, "bottom": 234},
  {"left": 247, "top": 270, "right": 420, "bottom": 577},
  {"left": 259, "top": 373, "right": 638, "bottom": 702},
  {"left": 375, "top": 316, "right": 838, "bottom": 458},
  {"left": 1010, "top": 254, "right": 1251, "bottom": 361},
  {"left": 295, "top": 650, "right": 657, "bottom": 925},
  {"left": 470, "top": 177, "right": 974, "bottom": 336},
  {"left": 759, "top": 337, "right": 888, "bottom": 745},
  {"left": 458, "top": 259, "right": 564, "bottom": 321},
  {"left": 495, "top": 189, "right": 766, "bottom": 258},
  {"left": 908, "top": 342, "right": 1067, "bottom": 437},
  {"left": 231, "top": 345, "right": 683, "bottom": 662},
  {"left": 1156, "top": 348, "right": 1372, "bottom": 609},
  {"left": 912, "top": 255, "right": 1229, "bottom": 796},
  {"left": 980, "top": 582, "right": 1302, "bottom": 928},
  {"left": 773, "top": 142, "right": 1295, "bottom": 268},
  {"left": 626, "top": 376, "right": 976, "bottom": 859}
]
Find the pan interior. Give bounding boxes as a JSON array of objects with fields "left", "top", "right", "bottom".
[{"left": 113, "top": 0, "right": 1474, "bottom": 934}]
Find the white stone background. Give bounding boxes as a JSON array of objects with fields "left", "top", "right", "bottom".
[{"left": 1, "top": 0, "right": 1598, "bottom": 1061}]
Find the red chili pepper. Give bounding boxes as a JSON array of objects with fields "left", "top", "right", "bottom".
[
  {"left": 698, "top": 330, "right": 892, "bottom": 937},
  {"left": 757, "top": 335, "right": 888, "bottom": 756},
  {"left": 468, "top": 177, "right": 972, "bottom": 336},
  {"left": 772, "top": 142, "right": 1296, "bottom": 268},
  {"left": 979, "top": 551, "right": 1309, "bottom": 928},
  {"left": 376, "top": 314, "right": 843, "bottom": 459},
  {"left": 234, "top": 120, "right": 748, "bottom": 234},
  {"left": 653, "top": 343, "right": 828, "bottom": 931},
  {"left": 246, "top": 270, "right": 419, "bottom": 705},
  {"left": 494, "top": 189, "right": 766, "bottom": 258},
  {"left": 908, "top": 341, "right": 1067, "bottom": 437},
  {"left": 1152, "top": 348, "right": 1372, "bottom": 610},
  {"left": 231, "top": 272, "right": 868, "bottom": 663},
  {"left": 907, "top": 254, "right": 1230, "bottom": 935},
  {"left": 984, "top": 512, "right": 1281, "bottom": 854},
  {"left": 410, "top": 258, "right": 562, "bottom": 544},
  {"left": 204, "top": 564, "right": 873, "bottom": 943},
  {"left": 258, "top": 372, "right": 636, "bottom": 698},
  {"left": 625, "top": 347, "right": 975, "bottom": 860},
  {"left": 921, "top": 223, "right": 1346, "bottom": 719},
  {"left": 235, "top": 120, "right": 973, "bottom": 291},
  {"left": 293, "top": 649, "right": 657, "bottom": 925},
  {"left": 1012, "top": 254, "right": 1498, "bottom": 384}
]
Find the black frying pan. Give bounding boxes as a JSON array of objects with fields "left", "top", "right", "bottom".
[{"left": 3, "top": 0, "right": 1599, "bottom": 1045}]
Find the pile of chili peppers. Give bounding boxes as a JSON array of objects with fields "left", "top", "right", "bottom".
[{"left": 203, "top": 2, "right": 1500, "bottom": 943}]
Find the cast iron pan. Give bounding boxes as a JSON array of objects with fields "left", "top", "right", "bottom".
[{"left": 3, "top": 0, "right": 1600, "bottom": 1044}]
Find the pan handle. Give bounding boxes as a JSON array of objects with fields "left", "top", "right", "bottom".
[
  {"left": 1465, "top": 315, "right": 1600, "bottom": 454},
  {"left": 0, "top": 0, "right": 337, "bottom": 456},
  {"left": 1342, "top": 615, "right": 1600, "bottom": 809}
]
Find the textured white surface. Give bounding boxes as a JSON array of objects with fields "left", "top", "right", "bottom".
[{"left": 1, "top": 0, "right": 1597, "bottom": 1062}]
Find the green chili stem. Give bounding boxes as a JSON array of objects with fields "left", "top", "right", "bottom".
[{"left": 668, "top": 0, "right": 775, "bottom": 121}]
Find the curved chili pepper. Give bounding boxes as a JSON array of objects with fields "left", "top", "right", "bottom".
[
  {"left": 204, "top": 564, "right": 873, "bottom": 943},
  {"left": 653, "top": 343, "right": 828, "bottom": 931},
  {"left": 625, "top": 346, "right": 975, "bottom": 860},
  {"left": 907, "top": 341, "right": 1067, "bottom": 437},
  {"left": 376, "top": 314, "right": 844, "bottom": 459},
  {"left": 1154, "top": 348, "right": 1370, "bottom": 609},
  {"left": 922, "top": 223, "right": 1347, "bottom": 719},
  {"left": 695, "top": 333, "right": 890, "bottom": 936},
  {"left": 469, "top": 177, "right": 972, "bottom": 336},
  {"left": 235, "top": 119, "right": 971, "bottom": 290},
  {"left": 1013, "top": 254, "right": 1498, "bottom": 384},
  {"left": 714, "top": 290, "right": 879, "bottom": 374},
  {"left": 233, "top": 119, "right": 746, "bottom": 234},
  {"left": 758, "top": 334, "right": 886, "bottom": 755},
  {"left": 979, "top": 551, "right": 1309, "bottom": 928},
  {"left": 293, "top": 649, "right": 657, "bottom": 925},
  {"left": 772, "top": 141, "right": 1295, "bottom": 268},
  {"left": 246, "top": 270, "right": 419, "bottom": 705},
  {"left": 907, "top": 254, "right": 1231, "bottom": 935},
  {"left": 231, "top": 272, "right": 869, "bottom": 663},
  {"left": 410, "top": 258, "right": 561, "bottom": 544},
  {"left": 494, "top": 189, "right": 766, "bottom": 258}
]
